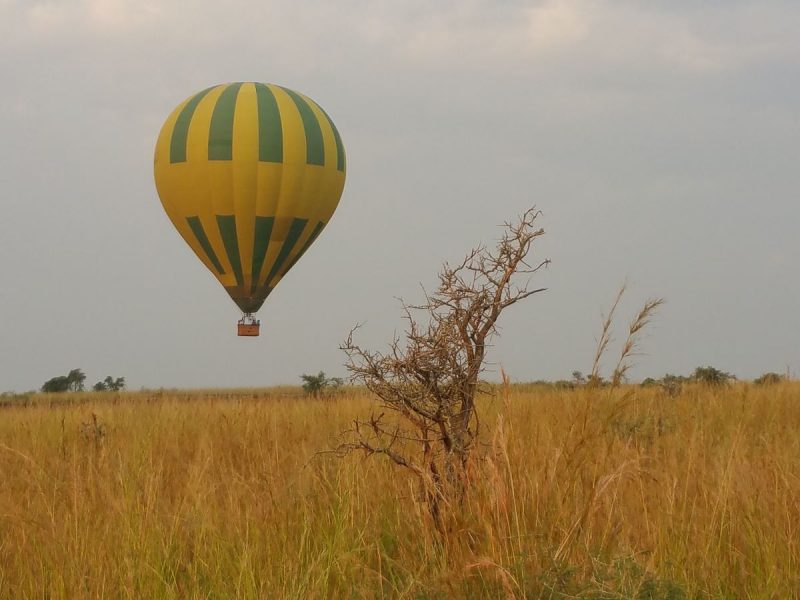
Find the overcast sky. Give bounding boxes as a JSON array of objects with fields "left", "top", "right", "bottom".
[{"left": 1, "top": 0, "right": 798, "bottom": 391}]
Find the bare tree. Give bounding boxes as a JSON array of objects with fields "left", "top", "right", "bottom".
[{"left": 340, "top": 208, "right": 549, "bottom": 528}]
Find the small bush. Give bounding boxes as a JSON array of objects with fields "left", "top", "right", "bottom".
[
  {"left": 300, "top": 371, "right": 343, "bottom": 398},
  {"left": 41, "top": 369, "right": 86, "bottom": 393},
  {"left": 754, "top": 372, "right": 784, "bottom": 386},
  {"left": 693, "top": 366, "right": 733, "bottom": 386},
  {"left": 661, "top": 374, "right": 688, "bottom": 396},
  {"left": 93, "top": 376, "right": 126, "bottom": 392}
]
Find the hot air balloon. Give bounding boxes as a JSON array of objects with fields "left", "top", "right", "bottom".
[{"left": 153, "top": 83, "right": 346, "bottom": 336}]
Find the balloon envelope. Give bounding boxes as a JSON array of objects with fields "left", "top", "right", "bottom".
[{"left": 154, "top": 82, "right": 346, "bottom": 313}]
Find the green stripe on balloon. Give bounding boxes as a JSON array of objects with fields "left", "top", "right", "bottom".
[
  {"left": 285, "top": 221, "right": 325, "bottom": 272},
  {"left": 186, "top": 216, "right": 225, "bottom": 274},
  {"left": 265, "top": 218, "right": 308, "bottom": 285},
  {"left": 330, "top": 120, "right": 345, "bottom": 172},
  {"left": 318, "top": 108, "right": 345, "bottom": 172},
  {"left": 250, "top": 216, "right": 275, "bottom": 293},
  {"left": 255, "top": 84, "right": 283, "bottom": 163},
  {"left": 280, "top": 87, "right": 325, "bottom": 166},
  {"left": 170, "top": 87, "right": 215, "bottom": 164},
  {"left": 208, "top": 83, "right": 243, "bottom": 160},
  {"left": 216, "top": 215, "right": 243, "bottom": 286}
]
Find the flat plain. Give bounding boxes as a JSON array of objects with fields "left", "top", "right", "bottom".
[{"left": 1, "top": 382, "right": 798, "bottom": 599}]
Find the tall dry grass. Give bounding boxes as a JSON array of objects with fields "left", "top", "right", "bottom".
[{"left": 0, "top": 383, "right": 798, "bottom": 598}]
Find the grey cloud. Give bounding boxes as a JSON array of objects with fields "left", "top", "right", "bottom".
[{"left": 0, "top": 0, "right": 798, "bottom": 391}]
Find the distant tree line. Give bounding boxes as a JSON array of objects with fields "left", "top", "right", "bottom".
[
  {"left": 641, "top": 366, "right": 785, "bottom": 390},
  {"left": 531, "top": 365, "right": 788, "bottom": 393},
  {"left": 41, "top": 369, "right": 125, "bottom": 393},
  {"left": 639, "top": 366, "right": 735, "bottom": 394}
]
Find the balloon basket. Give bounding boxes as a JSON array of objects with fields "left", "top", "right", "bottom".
[
  {"left": 237, "top": 314, "right": 260, "bottom": 337},
  {"left": 237, "top": 323, "right": 260, "bottom": 336}
]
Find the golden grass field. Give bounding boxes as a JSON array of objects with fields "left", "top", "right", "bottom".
[{"left": 1, "top": 382, "right": 798, "bottom": 599}]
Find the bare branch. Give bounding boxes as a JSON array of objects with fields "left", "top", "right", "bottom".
[{"left": 339, "top": 207, "right": 549, "bottom": 518}]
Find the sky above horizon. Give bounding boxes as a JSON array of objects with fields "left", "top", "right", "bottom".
[{"left": 1, "top": 0, "right": 798, "bottom": 391}]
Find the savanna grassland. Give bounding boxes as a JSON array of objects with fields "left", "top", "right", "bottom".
[{"left": 0, "top": 383, "right": 798, "bottom": 599}]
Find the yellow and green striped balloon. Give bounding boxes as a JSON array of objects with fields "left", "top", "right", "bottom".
[{"left": 153, "top": 82, "right": 346, "bottom": 314}]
